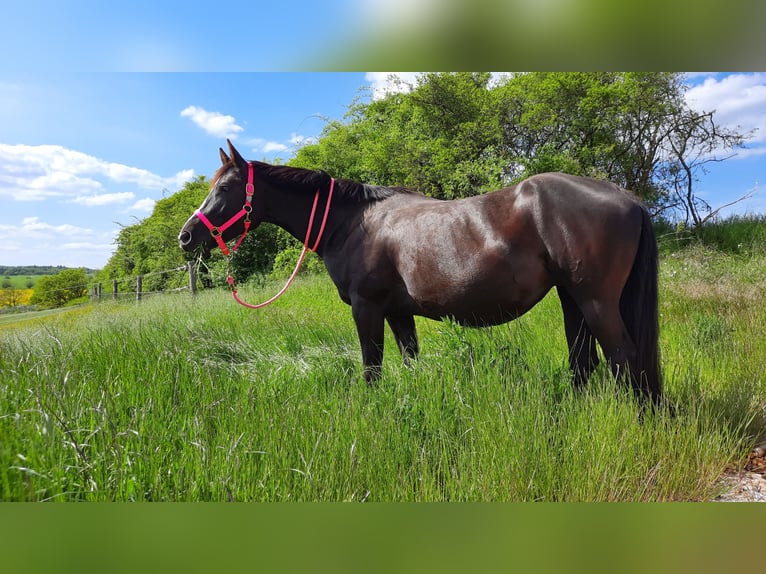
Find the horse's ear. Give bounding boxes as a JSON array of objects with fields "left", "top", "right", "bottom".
[
  {"left": 227, "top": 139, "right": 246, "bottom": 167},
  {"left": 219, "top": 147, "right": 230, "bottom": 165}
]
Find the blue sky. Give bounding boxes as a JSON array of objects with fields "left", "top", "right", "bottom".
[{"left": 1, "top": 71, "right": 765, "bottom": 268}]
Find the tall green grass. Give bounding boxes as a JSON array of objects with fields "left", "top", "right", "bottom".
[
  {"left": 1, "top": 244, "right": 764, "bottom": 501},
  {"left": 656, "top": 214, "right": 766, "bottom": 255}
]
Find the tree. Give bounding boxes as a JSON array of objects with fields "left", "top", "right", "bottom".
[
  {"left": 293, "top": 73, "right": 506, "bottom": 199},
  {"left": 295, "top": 73, "right": 750, "bottom": 226},
  {"left": 0, "top": 288, "right": 24, "bottom": 308},
  {"left": 31, "top": 268, "right": 89, "bottom": 308},
  {"left": 657, "top": 107, "right": 749, "bottom": 228},
  {"left": 494, "top": 73, "right": 750, "bottom": 222},
  {"left": 494, "top": 73, "right": 673, "bottom": 193}
]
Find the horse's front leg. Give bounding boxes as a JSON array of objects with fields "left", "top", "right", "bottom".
[
  {"left": 351, "top": 297, "right": 385, "bottom": 384},
  {"left": 386, "top": 314, "right": 419, "bottom": 365}
]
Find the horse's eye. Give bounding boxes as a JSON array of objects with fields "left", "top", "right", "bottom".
[{"left": 219, "top": 184, "right": 229, "bottom": 192}]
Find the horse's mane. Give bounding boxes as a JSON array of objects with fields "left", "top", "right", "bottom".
[
  {"left": 210, "top": 162, "right": 233, "bottom": 188},
  {"left": 213, "top": 160, "right": 416, "bottom": 203},
  {"left": 337, "top": 180, "right": 417, "bottom": 203}
]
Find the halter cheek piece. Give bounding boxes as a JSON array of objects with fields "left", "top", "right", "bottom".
[{"left": 194, "top": 161, "right": 335, "bottom": 308}]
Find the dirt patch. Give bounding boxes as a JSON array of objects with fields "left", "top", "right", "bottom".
[
  {"left": 669, "top": 279, "right": 766, "bottom": 304},
  {"left": 714, "top": 445, "right": 766, "bottom": 502},
  {"left": 745, "top": 445, "right": 766, "bottom": 475}
]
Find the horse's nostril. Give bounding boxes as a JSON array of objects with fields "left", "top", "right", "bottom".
[{"left": 178, "top": 230, "right": 192, "bottom": 246}]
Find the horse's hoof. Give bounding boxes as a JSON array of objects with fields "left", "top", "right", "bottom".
[{"left": 364, "top": 369, "right": 381, "bottom": 387}]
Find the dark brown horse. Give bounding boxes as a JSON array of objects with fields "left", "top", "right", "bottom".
[{"left": 179, "top": 141, "right": 661, "bottom": 405}]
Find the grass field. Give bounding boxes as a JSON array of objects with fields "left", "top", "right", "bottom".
[
  {"left": 1, "top": 275, "right": 44, "bottom": 289},
  {"left": 0, "top": 304, "right": 87, "bottom": 327},
  {"left": 0, "top": 273, "right": 48, "bottom": 311},
  {"left": 0, "top": 241, "right": 764, "bottom": 501}
]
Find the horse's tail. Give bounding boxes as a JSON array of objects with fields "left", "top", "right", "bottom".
[{"left": 620, "top": 207, "right": 662, "bottom": 406}]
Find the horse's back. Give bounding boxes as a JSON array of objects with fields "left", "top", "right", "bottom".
[{"left": 515, "top": 172, "right": 640, "bottom": 214}]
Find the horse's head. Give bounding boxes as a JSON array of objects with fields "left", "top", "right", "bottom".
[{"left": 178, "top": 140, "right": 259, "bottom": 255}]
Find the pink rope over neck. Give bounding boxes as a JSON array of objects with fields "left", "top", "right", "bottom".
[{"left": 228, "top": 177, "right": 335, "bottom": 309}]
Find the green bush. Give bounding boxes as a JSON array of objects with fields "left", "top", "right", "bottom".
[
  {"left": 269, "top": 246, "right": 326, "bottom": 279},
  {"left": 30, "top": 268, "right": 90, "bottom": 308}
]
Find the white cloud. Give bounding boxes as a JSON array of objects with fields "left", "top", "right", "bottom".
[
  {"left": 247, "top": 137, "right": 290, "bottom": 155},
  {"left": 170, "top": 169, "right": 195, "bottom": 187},
  {"left": 262, "top": 141, "right": 289, "bottom": 153},
  {"left": 732, "top": 146, "right": 766, "bottom": 160},
  {"left": 129, "top": 198, "right": 156, "bottom": 212},
  {"left": 0, "top": 144, "right": 193, "bottom": 202},
  {"left": 0, "top": 216, "right": 116, "bottom": 268},
  {"left": 0, "top": 216, "right": 95, "bottom": 239},
  {"left": 60, "top": 241, "right": 112, "bottom": 251},
  {"left": 243, "top": 133, "right": 318, "bottom": 157},
  {"left": 243, "top": 133, "right": 321, "bottom": 156},
  {"left": 181, "top": 105, "right": 244, "bottom": 139},
  {"left": 71, "top": 192, "right": 135, "bottom": 206},
  {"left": 685, "top": 73, "right": 766, "bottom": 155}
]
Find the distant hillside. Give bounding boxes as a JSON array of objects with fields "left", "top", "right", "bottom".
[{"left": 0, "top": 265, "right": 98, "bottom": 276}]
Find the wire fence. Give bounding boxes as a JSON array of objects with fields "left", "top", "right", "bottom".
[
  {"left": 89, "top": 262, "right": 199, "bottom": 302},
  {"left": 0, "top": 262, "right": 201, "bottom": 311}
]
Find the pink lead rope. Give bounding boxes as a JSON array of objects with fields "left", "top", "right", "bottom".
[
  {"left": 196, "top": 161, "right": 335, "bottom": 309},
  {"left": 228, "top": 177, "right": 335, "bottom": 309}
]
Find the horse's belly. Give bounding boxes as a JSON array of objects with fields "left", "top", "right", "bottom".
[
  {"left": 444, "top": 306, "right": 524, "bottom": 327},
  {"left": 392, "top": 237, "right": 552, "bottom": 325},
  {"left": 406, "top": 278, "right": 546, "bottom": 327}
]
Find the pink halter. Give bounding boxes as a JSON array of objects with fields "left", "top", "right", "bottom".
[
  {"left": 194, "top": 162, "right": 256, "bottom": 257},
  {"left": 195, "top": 161, "right": 336, "bottom": 308}
]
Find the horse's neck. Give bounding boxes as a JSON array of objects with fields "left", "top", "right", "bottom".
[
  {"left": 264, "top": 182, "right": 358, "bottom": 254},
  {"left": 264, "top": 185, "right": 320, "bottom": 244}
]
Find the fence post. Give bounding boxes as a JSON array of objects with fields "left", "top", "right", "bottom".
[
  {"left": 97, "top": 282, "right": 102, "bottom": 300},
  {"left": 113, "top": 279, "right": 118, "bottom": 300},
  {"left": 136, "top": 275, "right": 142, "bottom": 302},
  {"left": 188, "top": 261, "right": 197, "bottom": 296}
]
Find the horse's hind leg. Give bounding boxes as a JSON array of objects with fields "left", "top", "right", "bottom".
[
  {"left": 557, "top": 287, "right": 599, "bottom": 388},
  {"left": 386, "top": 314, "right": 419, "bottom": 364}
]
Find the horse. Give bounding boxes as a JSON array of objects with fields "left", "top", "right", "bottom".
[{"left": 179, "top": 140, "right": 662, "bottom": 406}]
